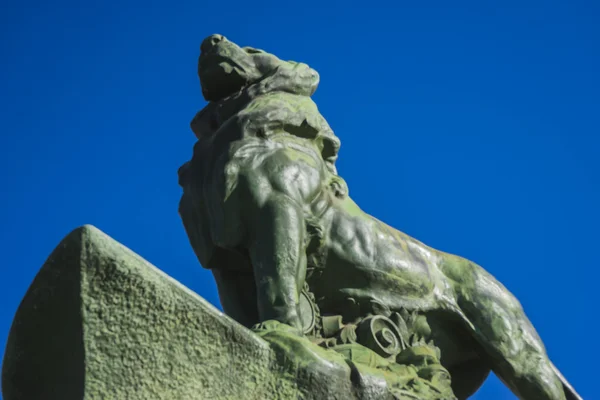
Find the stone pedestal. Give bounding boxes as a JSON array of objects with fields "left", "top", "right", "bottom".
[{"left": 0, "top": 226, "right": 390, "bottom": 399}]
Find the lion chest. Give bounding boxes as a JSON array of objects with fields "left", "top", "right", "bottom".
[{"left": 226, "top": 137, "right": 328, "bottom": 207}]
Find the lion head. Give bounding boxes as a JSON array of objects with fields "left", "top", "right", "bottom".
[{"left": 198, "top": 34, "right": 320, "bottom": 102}]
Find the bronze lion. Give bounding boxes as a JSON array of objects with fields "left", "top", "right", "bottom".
[{"left": 178, "top": 34, "right": 580, "bottom": 400}]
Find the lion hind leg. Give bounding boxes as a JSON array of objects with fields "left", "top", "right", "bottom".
[{"left": 440, "top": 254, "right": 567, "bottom": 400}]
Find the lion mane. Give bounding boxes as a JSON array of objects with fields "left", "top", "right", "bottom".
[{"left": 179, "top": 47, "right": 342, "bottom": 272}]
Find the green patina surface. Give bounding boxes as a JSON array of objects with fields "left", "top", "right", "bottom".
[
  {"left": 1, "top": 34, "right": 582, "bottom": 400},
  {"left": 177, "top": 34, "right": 581, "bottom": 400}
]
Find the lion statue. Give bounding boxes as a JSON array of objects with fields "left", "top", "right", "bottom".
[{"left": 178, "top": 34, "right": 580, "bottom": 400}]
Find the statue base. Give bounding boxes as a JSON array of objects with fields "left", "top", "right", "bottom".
[{"left": 1, "top": 226, "right": 455, "bottom": 400}]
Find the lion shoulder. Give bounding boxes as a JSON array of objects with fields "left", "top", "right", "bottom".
[{"left": 226, "top": 136, "right": 329, "bottom": 209}]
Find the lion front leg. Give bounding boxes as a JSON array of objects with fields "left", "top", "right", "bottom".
[{"left": 247, "top": 192, "right": 307, "bottom": 332}]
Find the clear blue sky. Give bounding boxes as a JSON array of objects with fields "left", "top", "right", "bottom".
[{"left": 1, "top": 1, "right": 598, "bottom": 398}]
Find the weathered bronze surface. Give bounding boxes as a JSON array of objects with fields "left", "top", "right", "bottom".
[{"left": 178, "top": 34, "right": 581, "bottom": 400}]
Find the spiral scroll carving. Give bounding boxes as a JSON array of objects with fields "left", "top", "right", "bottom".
[{"left": 356, "top": 315, "right": 406, "bottom": 358}]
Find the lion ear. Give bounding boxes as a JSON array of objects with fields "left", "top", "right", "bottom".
[
  {"left": 251, "top": 61, "right": 320, "bottom": 98},
  {"left": 290, "top": 62, "right": 320, "bottom": 96},
  {"left": 286, "top": 62, "right": 320, "bottom": 96}
]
